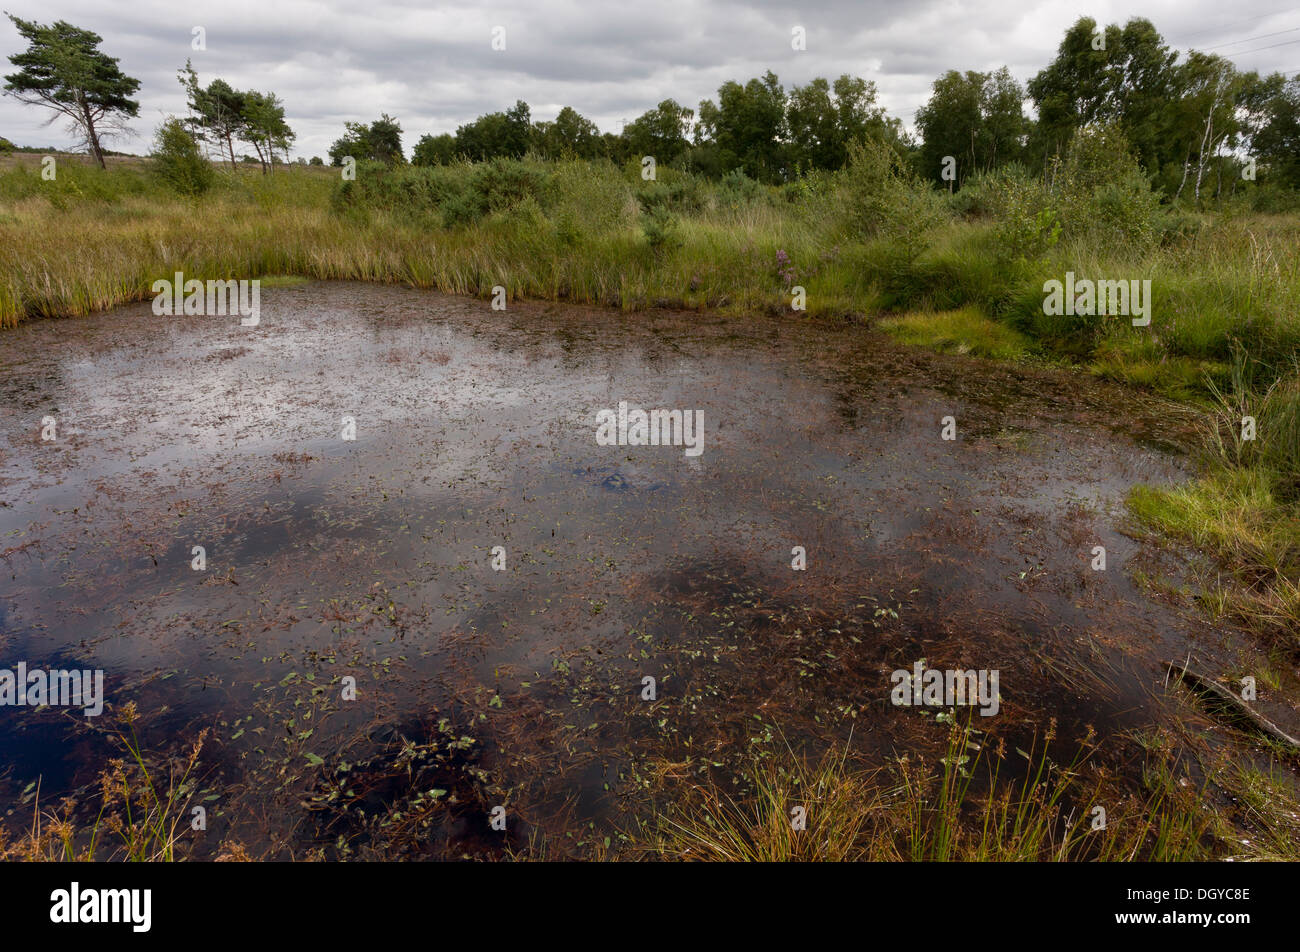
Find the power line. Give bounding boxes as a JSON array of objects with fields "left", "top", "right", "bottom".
[
  {"left": 1171, "top": 8, "right": 1299, "bottom": 43},
  {"left": 1203, "top": 26, "right": 1300, "bottom": 50},
  {"left": 1223, "top": 37, "right": 1300, "bottom": 57}
]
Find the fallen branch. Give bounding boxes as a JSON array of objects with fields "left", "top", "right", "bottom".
[{"left": 1167, "top": 659, "right": 1300, "bottom": 753}]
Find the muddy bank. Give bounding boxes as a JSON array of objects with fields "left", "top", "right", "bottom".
[{"left": 0, "top": 282, "right": 1290, "bottom": 857}]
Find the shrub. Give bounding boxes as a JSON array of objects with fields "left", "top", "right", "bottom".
[
  {"left": 980, "top": 165, "right": 1061, "bottom": 266},
  {"left": 551, "top": 160, "right": 634, "bottom": 241},
  {"left": 642, "top": 204, "right": 681, "bottom": 252},
  {"left": 717, "top": 168, "right": 763, "bottom": 207},
  {"left": 327, "top": 158, "right": 555, "bottom": 228},
  {"left": 1052, "top": 124, "right": 1161, "bottom": 251},
  {"left": 150, "top": 118, "right": 214, "bottom": 198},
  {"left": 636, "top": 172, "right": 705, "bottom": 214},
  {"left": 841, "top": 137, "right": 950, "bottom": 261},
  {"left": 472, "top": 158, "right": 554, "bottom": 214}
]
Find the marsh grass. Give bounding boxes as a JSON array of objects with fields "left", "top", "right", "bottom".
[
  {"left": 0, "top": 703, "right": 207, "bottom": 862},
  {"left": 5, "top": 154, "right": 1298, "bottom": 396},
  {"left": 878, "top": 306, "right": 1032, "bottom": 361},
  {"left": 1128, "top": 347, "right": 1300, "bottom": 640},
  {"left": 642, "top": 721, "right": 1227, "bottom": 862}
]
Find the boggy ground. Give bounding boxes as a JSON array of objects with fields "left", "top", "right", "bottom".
[{"left": 0, "top": 281, "right": 1295, "bottom": 859}]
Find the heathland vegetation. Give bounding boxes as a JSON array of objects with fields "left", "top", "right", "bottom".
[{"left": 2, "top": 12, "right": 1299, "bottom": 859}]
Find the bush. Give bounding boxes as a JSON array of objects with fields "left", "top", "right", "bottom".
[
  {"left": 150, "top": 118, "right": 214, "bottom": 198},
  {"left": 551, "top": 160, "right": 635, "bottom": 241},
  {"left": 1155, "top": 209, "right": 1204, "bottom": 246},
  {"left": 471, "top": 158, "right": 554, "bottom": 214},
  {"left": 1052, "top": 124, "right": 1161, "bottom": 251},
  {"left": 636, "top": 171, "right": 705, "bottom": 214},
  {"left": 717, "top": 168, "right": 763, "bottom": 207},
  {"left": 1245, "top": 183, "right": 1300, "bottom": 215},
  {"left": 841, "top": 137, "right": 950, "bottom": 261},
  {"left": 980, "top": 165, "right": 1061, "bottom": 265},
  {"left": 328, "top": 158, "right": 555, "bottom": 228},
  {"left": 642, "top": 204, "right": 681, "bottom": 252}
]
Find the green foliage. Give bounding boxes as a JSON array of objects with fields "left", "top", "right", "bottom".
[
  {"left": 973, "top": 164, "right": 1062, "bottom": 264},
  {"left": 1027, "top": 16, "right": 1179, "bottom": 178},
  {"left": 472, "top": 158, "right": 553, "bottom": 213},
  {"left": 1247, "top": 76, "right": 1300, "bottom": 190},
  {"left": 1052, "top": 124, "right": 1161, "bottom": 249},
  {"left": 240, "top": 90, "right": 294, "bottom": 169},
  {"left": 178, "top": 61, "right": 245, "bottom": 166},
  {"left": 177, "top": 61, "right": 294, "bottom": 173},
  {"left": 4, "top": 15, "right": 141, "bottom": 168},
  {"left": 975, "top": 126, "right": 1160, "bottom": 265},
  {"left": 1243, "top": 182, "right": 1300, "bottom": 214},
  {"left": 641, "top": 204, "right": 680, "bottom": 253},
  {"left": 329, "top": 114, "right": 404, "bottom": 166},
  {"left": 534, "top": 106, "right": 603, "bottom": 160},
  {"left": 412, "top": 132, "right": 457, "bottom": 166},
  {"left": 150, "top": 117, "right": 214, "bottom": 197},
  {"left": 841, "top": 137, "right": 950, "bottom": 259},
  {"left": 624, "top": 99, "right": 694, "bottom": 166},
  {"left": 635, "top": 169, "right": 705, "bottom": 214},
  {"left": 916, "top": 67, "right": 1028, "bottom": 187},
  {"left": 785, "top": 74, "right": 894, "bottom": 172},
  {"left": 696, "top": 71, "right": 789, "bottom": 182},
  {"left": 330, "top": 157, "right": 557, "bottom": 228},
  {"left": 716, "top": 168, "right": 763, "bottom": 207},
  {"left": 550, "top": 160, "right": 634, "bottom": 239},
  {"left": 453, "top": 101, "right": 533, "bottom": 161}
]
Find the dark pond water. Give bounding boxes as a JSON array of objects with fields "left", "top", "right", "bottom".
[{"left": 0, "top": 282, "right": 1265, "bottom": 857}]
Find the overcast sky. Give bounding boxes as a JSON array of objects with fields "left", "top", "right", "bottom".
[{"left": 2, "top": 1, "right": 1298, "bottom": 159}]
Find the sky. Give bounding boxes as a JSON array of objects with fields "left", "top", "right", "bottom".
[{"left": 2, "top": 0, "right": 1298, "bottom": 159}]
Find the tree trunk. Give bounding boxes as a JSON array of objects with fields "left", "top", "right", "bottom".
[
  {"left": 1174, "top": 147, "right": 1192, "bottom": 200},
  {"left": 88, "top": 129, "right": 106, "bottom": 169},
  {"left": 251, "top": 138, "right": 268, "bottom": 175},
  {"left": 1195, "top": 112, "right": 1213, "bottom": 203},
  {"left": 1195, "top": 80, "right": 1225, "bottom": 205},
  {"left": 81, "top": 99, "right": 106, "bottom": 169}
]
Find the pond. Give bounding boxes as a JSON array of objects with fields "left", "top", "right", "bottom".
[{"left": 0, "top": 281, "right": 1250, "bottom": 858}]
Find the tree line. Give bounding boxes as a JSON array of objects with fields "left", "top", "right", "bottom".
[
  {"left": 5, "top": 13, "right": 1298, "bottom": 195},
  {"left": 338, "top": 16, "right": 1300, "bottom": 197}
]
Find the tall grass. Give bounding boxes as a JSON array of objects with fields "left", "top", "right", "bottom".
[
  {"left": 5, "top": 152, "right": 1298, "bottom": 395},
  {"left": 1128, "top": 349, "right": 1300, "bottom": 639},
  {"left": 0, "top": 703, "right": 207, "bottom": 862},
  {"left": 643, "top": 722, "right": 1227, "bottom": 862}
]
